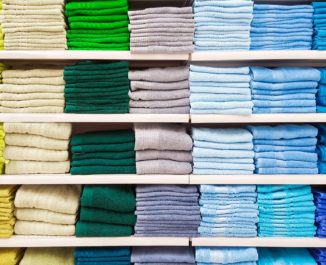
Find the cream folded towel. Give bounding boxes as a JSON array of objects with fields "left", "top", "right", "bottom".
[
  {"left": 5, "top": 160, "right": 70, "bottom": 174},
  {"left": 3, "top": 26, "right": 65, "bottom": 33},
  {"left": 2, "top": 15, "right": 65, "bottom": 21},
  {"left": 0, "top": 84, "right": 64, "bottom": 93},
  {"left": 4, "top": 146, "right": 68, "bottom": 161},
  {"left": 1, "top": 99, "right": 64, "bottom": 107},
  {"left": 5, "top": 38, "right": 67, "bottom": 44},
  {"left": 0, "top": 106, "right": 64, "bottom": 113},
  {"left": 4, "top": 123, "right": 72, "bottom": 140},
  {"left": 19, "top": 248, "right": 73, "bottom": 265},
  {"left": 3, "top": 76, "right": 64, "bottom": 85},
  {"left": 2, "top": 69, "right": 64, "bottom": 78},
  {"left": 15, "top": 208, "right": 76, "bottom": 225},
  {"left": 5, "top": 134, "right": 69, "bottom": 150},
  {"left": 2, "top": 17, "right": 65, "bottom": 23},
  {"left": 4, "top": 22, "right": 65, "bottom": 28},
  {"left": 14, "top": 185, "right": 81, "bottom": 214},
  {"left": 3, "top": 5, "right": 63, "bottom": 11},
  {"left": 4, "top": 45, "right": 67, "bottom": 50},
  {"left": 3, "top": 0, "right": 65, "bottom": 5},
  {"left": 3, "top": 9, "right": 63, "bottom": 16},
  {"left": 0, "top": 92, "right": 64, "bottom": 100},
  {"left": 14, "top": 220, "right": 75, "bottom": 236}
]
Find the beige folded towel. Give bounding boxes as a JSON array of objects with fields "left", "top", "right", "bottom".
[
  {"left": 5, "top": 160, "right": 70, "bottom": 174},
  {"left": 19, "top": 248, "right": 73, "bottom": 265},
  {"left": 14, "top": 185, "right": 81, "bottom": 214},
  {"left": 4, "top": 146, "right": 68, "bottom": 162},
  {"left": 3, "top": 9, "right": 63, "bottom": 16},
  {"left": 4, "top": 123, "right": 72, "bottom": 140},
  {"left": 3, "top": 22, "right": 65, "bottom": 28},
  {"left": 5, "top": 134, "right": 69, "bottom": 150},
  {"left": 1, "top": 99, "right": 64, "bottom": 107},
  {"left": 2, "top": 69, "right": 64, "bottom": 78},
  {"left": 3, "top": 77, "right": 64, "bottom": 85},
  {"left": 15, "top": 208, "right": 76, "bottom": 225},
  {"left": 3, "top": 26, "right": 66, "bottom": 34},
  {"left": 3, "top": 0, "right": 65, "bottom": 5},
  {"left": 0, "top": 106, "right": 64, "bottom": 113},
  {"left": 3, "top": 5, "right": 63, "bottom": 10},
  {"left": 2, "top": 18, "right": 65, "bottom": 23},
  {"left": 0, "top": 93, "right": 64, "bottom": 100},
  {"left": 14, "top": 220, "right": 75, "bottom": 236},
  {"left": 0, "top": 84, "right": 64, "bottom": 93},
  {"left": 2, "top": 14, "right": 65, "bottom": 20},
  {"left": 4, "top": 38, "right": 67, "bottom": 44}
]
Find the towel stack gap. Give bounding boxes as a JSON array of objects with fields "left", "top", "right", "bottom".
[{"left": 0, "top": 186, "right": 18, "bottom": 238}]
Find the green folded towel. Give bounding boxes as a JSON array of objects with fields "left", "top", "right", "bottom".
[
  {"left": 72, "top": 151, "right": 135, "bottom": 161},
  {"left": 66, "top": 0, "right": 127, "bottom": 11},
  {"left": 80, "top": 207, "right": 136, "bottom": 226},
  {"left": 65, "top": 90, "right": 129, "bottom": 98},
  {"left": 81, "top": 185, "right": 136, "bottom": 212},
  {"left": 68, "top": 15, "right": 129, "bottom": 23},
  {"left": 65, "top": 60, "right": 128, "bottom": 70},
  {"left": 72, "top": 142, "right": 134, "bottom": 153},
  {"left": 70, "top": 21, "right": 128, "bottom": 30},
  {"left": 65, "top": 105, "right": 129, "bottom": 113},
  {"left": 76, "top": 221, "right": 133, "bottom": 237},
  {"left": 72, "top": 158, "right": 135, "bottom": 167},
  {"left": 66, "top": 7, "right": 128, "bottom": 17},
  {"left": 71, "top": 165, "right": 136, "bottom": 174},
  {"left": 65, "top": 80, "right": 129, "bottom": 89},
  {"left": 68, "top": 42, "right": 129, "bottom": 50},
  {"left": 67, "top": 28, "right": 129, "bottom": 36},
  {"left": 66, "top": 99, "right": 129, "bottom": 105},
  {"left": 64, "top": 72, "right": 128, "bottom": 81}
]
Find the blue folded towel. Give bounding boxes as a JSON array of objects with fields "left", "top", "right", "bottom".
[
  {"left": 254, "top": 144, "right": 316, "bottom": 152},
  {"left": 254, "top": 138, "right": 317, "bottom": 146},
  {"left": 253, "top": 107, "right": 316, "bottom": 113},
  {"left": 193, "top": 148, "right": 254, "bottom": 158},
  {"left": 256, "top": 158, "right": 317, "bottom": 168},
  {"left": 250, "top": 80, "right": 318, "bottom": 90},
  {"left": 252, "top": 99, "right": 315, "bottom": 107},
  {"left": 254, "top": 151, "right": 318, "bottom": 162},
  {"left": 254, "top": 4, "right": 313, "bottom": 12},
  {"left": 253, "top": 93, "right": 316, "bottom": 100},
  {"left": 192, "top": 127, "right": 253, "bottom": 143},
  {"left": 194, "top": 140, "right": 253, "bottom": 150},
  {"left": 201, "top": 185, "right": 256, "bottom": 194},
  {"left": 252, "top": 88, "right": 318, "bottom": 96}
]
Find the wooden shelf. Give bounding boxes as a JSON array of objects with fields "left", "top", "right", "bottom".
[
  {"left": 191, "top": 237, "right": 326, "bottom": 248},
  {"left": 0, "top": 236, "right": 189, "bottom": 247},
  {"left": 0, "top": 114, "right": 189, "bottom": 123},
  {"left": 0, "top": 51, "right": 189, "bottom": 61},
  {"left": 191, "top": 114, "right": 326, "bottom": 124},
  {"left": 0, "top": 174, "right": 189, "bottom": 185},
  {"left": 190, "top": 175, "right": 326, "bottom": 185}
]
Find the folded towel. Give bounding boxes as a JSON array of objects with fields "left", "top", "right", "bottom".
[
  {"left": 0, "top": 248, "right": 24, "bottom": 265},
  {"left": 19, "top": 248, "right": 73, "bottom": 265},
  {"left": 14, "top": 220, "right": 75, "bottom": 236}
]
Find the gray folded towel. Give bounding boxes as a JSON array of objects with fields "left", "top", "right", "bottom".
[
  {"left": 129, "top": 66, "right": 188, "bottom": 82},
  {"left": 136, "top": 160, "right": 192, "bottom": 175},
  {"left": 129, "top": 89, "right": 190, "bottom": 101},
  {"left": 130, "top": 98, "right": 190, "bottom": 108},
  {"left": 131, "top": 28, "right": 194, "bottom": 34},
  {"left": 136, "top": 150, "right": 192, "bottom": 162},
  {"left": 128, "top": 7, "right": 193, "bottom": 16},
  {"left": 130, "top": 80, "right": 189, "bottom": 91},
  {"left": 137, "top": 184, "right": 198, "bottom": 194},
  {"left": 130, "top": 18, "right": 194, "bottom": 25},
  {"left": 131, "top": 41, "right": 194, "bottom": 47},
  {"left": 130, "top": 106, "right": 190, "bottom": 114},
  {"left": 130, "top": 13, "right": 193, "bottom": 20},
  {"left": 131, "top": 46, "right": 194, "bottom": 53}
]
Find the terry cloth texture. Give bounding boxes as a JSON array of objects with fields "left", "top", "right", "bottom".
[
  {"left": 0, "top": 185, "right": 18, "bottom": 238},
  {"left": 76, "top": 185, "right": 136, "bottom": 237},
  {"left": 131, "top": 247, "right": 195, "bottom": 264},
  {"left": 0, "top": 248, "right": 24, "bottom": 265},
  {"left": 251, "top": 67, "right": 320, "bottom": 113},
  {"left": 4, "top": 122, "right": 71, "bottom": 174},
  {"left": 311, "top": 248, "right": 326, "bottom": 265},
  {"left": 198, "top": 185, "right": 258, "bottom": 237},
  {"left": 0, "top": 67, "right": 65, "bottom": 113},
  {"left": 249, "top": 125, "right": 318, "bottom": 174},
  {"left": 317, "top": 69, "right": 326, "bottom": 112},
  {"left": 65, "top": 0, "right": 129, "bottom": 50},
  {"left": 313, "top": 187, "right": 326, "bottom": 238},
  {"left": 313, "top": 2, "right": 326, "bottom": 50},
  {"left": 257, "top": 185, "right": 316, "bottom": 237},
  {"left": 64, "top": 61, "right": 129, "bottom": 113},
  {"left": 134, "top": 185, "right": 200, "bottom": 237},
  {"left": 259, "top": 248, "right": 317, "bottom": 265},
  {"left": 128, "top": 7, "right": 194, "bottom": 53},
  {"left": 190, "top": 65, "right": 252, "bottom": 114},
  {"left": 14, "top": 185, "right": 81, "bottom": 236},
  {"left": 196, "top": 247, "right": 258, "bottom": 265},
  {"left": 192, "top": 127, "right": 254, "bottom": 175},
  {"left": 19, "top": 248, "right": 74, "bottom": 265},
  {"left": 135, "top": 123, "right": 192, "bottom": 174},
  {"left": 193, "top": 0, "right": 253, "bottom": 51},
  {"left": 250, "top": 4, "right": 313, "bottom": 50},
  {"left": 70, "top": 129, "right": 135, "bottom": 174},
  {"left": 2, "top": 0, "right": 66, "bottom": 50},
  {"left": 75, "top": 247, "right": 131, "bottom": 265},
  {"left": 129, "top": 66, "right": 190, "bottom": 114}
]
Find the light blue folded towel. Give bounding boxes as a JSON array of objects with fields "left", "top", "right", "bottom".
[
  {"left": 202, "top": 216, "right": 259, "bottom": 224},
  {"left": 194, "top": 6, "right": 253, "bottom": 14},
  {"left": 201, "top": 208, "right": 258, "bottom": 217},
  {"left": 253, "top": 94, "right": 316, "bottom": 100},
  {"left": 190, "top": 65, "right": 249, "bottom": 74},
  {"left": 194, "top": 140, "right": 253, "bottom": 150},
  {"left": 256, "top": 158, "right": 317, "bottom": 168},
  {"left": 193, "top": 148, "right": 254, "bottom": 158},
  {"left": 253, "top": 100, "right": 315, "bottom": 107},
  {"left": 200, "top": 199, "right": 257, "bottom": 206},
  {"left": 194, "top": 0, "right": 253, "bottom": 8},
  {"left": 200, "top": 222, "right": 256, "bottom": 229},
  {"left": 190, "top": 94, "right": 251, "bottom": 102},
  {"left": 191, "top": 101, "right": 253, "bottom": 109},
  {"left": 195, "top": 18, "right": 252, "bottom": 25},
  {"left": 250, "top": 81, "right": 318, "bottom": 90},
  {"left": 194, "top": 157, "right": 254, "bottom": 164},
  {"left": 258, "top": 186, "right": 312, "bottom": 199},
  {"left": 253, "top": 107, "right": 316, "bottom": 113},
  {"left": 254, "top": 145, "right": 316, "bottom": 152},
  {"left": 194, "top": 162, "right": 254, "bottom": 171},
  {"left": 201, "top": 203, "right": 257, "bottom": 209},
  {"left": 198, "top": 227, "right": 257, "bottom": 237},
  {"left": 201, "top": 193, "right": 257, "bottom": 199},
  {"left": 191, "top": 81, "right": 250, "bottom": 88},
  {"left": 192, "top": 127, "right": 253, "bottom": 143},
  {"left": 254, "top": 138, "right": 317, "bottom": 146},
  {"left": 190, "top": 72, "right": 251, "bottom": 83},
  {"left": 254, "top": 151, "right": 317, "bottom": 162},
  {"left": 191, "top": 108, "right": 253, "bottom": 115},
  {"left": 201, "top": 184, "right": 256, "bottom": 194},
  {"left": 252, "top": 88, "right": 318, "bottom": 96},
  {"left": 193, "top": 168, "right": 254, "bottom": 175}
]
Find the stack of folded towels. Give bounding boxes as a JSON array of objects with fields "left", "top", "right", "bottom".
[
  {"left": 249, "top": 125, "right": 318, "bottom": 174},
  {"left": 259, "top": 248, "right": 317, "bottom": 265},
  {"left": 75, "top": 248, "right": 131, "bottom": 265},
  {"left": 318, "top": 125, "right": 326, "bottom": 173},
  {"left": 65, "top": 0, "right": 129, "bottom": 50},
  {"left": 195, "top": 247, "right": 258, "bottom": 265},
  {"left": 76, "top": 185, "right": 136, "bottom": 237},
  {"left": 14, "top": 185, "right": 81, "bottom": 236},
  {"left": 0, "top": 123, "right": 5, "bottom": 173},
  {"left": 4, "top": 123, "right": 71, "bottom": 174},
  {"left": 250, "top": 67, "right": 320, "bottom": 113},
  {"left": 132, "top": 247, "right": 195, "bottom": 265},
  {"left": 250, "top": 4, "right": 313, "bottom": 50},
  {"left": 135, "top": 124, "right": 192, "bottom": 175},
  {"left": 128, "top": 7, "right": 194, "bottom": 53},
  {"left": 0, "top": 185, "right": 17, "bottom": 238},
  {"left": 313, "top": 2, "right": 326, "bottom": 50},
  {"left": 0, "top": 1, "right": 3, "bottom": 50},
  {"left": 2, "top": 0, "right": 67, "bottom": 50},
  {"left": 193, "top": 0, "right": 253, "bottom": 50},
  {"left": 70, "top": 130, "right": 135, "bottom": 175},
  {"left": 311, "top": 248, "right": 326, "bottom": 265},
  {"left": 192, "top": 128, "right": 254, "bottom": 175},
  {"left": 0, "top": 67, "right": 65, "bottom": 113},
  {"left": 135, "top": 185, "right": 200, "bottom": 237},
  {"left": 257, "top": 185, "right": 316, "bottom": 237},
  {"left": 198, "top": 185, "right": 258, "bottom": 237},
  {"left": 313, "top": 188, "right": 326, "bottom": 238},
  {"left": 0, "top": 248, "right": 24, "bottom": 265},
  {"left": 64, "top": 61, "right": 130, "bottom": 113},
  {"left": 318, "top": 68, "right": 326, "bottom": 112},
  {"left": 189, "top": 65, "right": 252, "bottom": 114},
  {"left": 19, "top": 248, "right": 74, "bottom": 265},
  {"left": 128, "top": 66, "right": 190, "bottom": 113}
]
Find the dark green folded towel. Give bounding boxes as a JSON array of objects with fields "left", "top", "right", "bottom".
[
  {"left": 72, "top": 151, "right": 135, "bottom": 161},
  {"left": 65, "top": 80, "right": 129, "bottom": 89},
  {"left": 72, "top": 142, "right": 134, "bottom": 153},
  {"left": 66, "top": 98, "right": 129, "bottom": 105},
  {"left": 65, "top": 61, "right": 127, "bottom": 71},
  {"left": 64, "top": 66, "right": 127, "bottom": 77},
  {"left": 65, "top": 105, "right": 129, "bottom": 113},
  {"left": 65, "top": 90, "right": 129, "bottom": 98},
  {"left": 81, "top": 185, "right": 136, "bottom": 212},
  {"left": 80, "top": 207, "right": 136, "bottom": 226},
  {"left": 72, "top": 158, "right": 135, "bottom": 167},
  {"left": 71, "top": 165, "right": 136, "bottom": 174},
  {"left": 76, "top": 221, "right": 133, "bottom": 237},
  {"left": 64, "top": 72, "right": 128, "bottom": 81}
]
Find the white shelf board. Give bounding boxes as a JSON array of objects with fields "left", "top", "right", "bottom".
[
  {"left": 190, "top": 175, "right": 326, "bottom": 185},
  {"left": 0, "top": 174, "right": 189, "bottom": 185},
  {"left": 0, "top": 51, "right": 189, "bottom": 61},
  {"left": 191, "top": 114, "right": 326, "bottom": 124},
  {"left": 0, "top": 236, "right": 189, "bottom": 247},
  {"left": 190, "top": 50, "right": 326, "bottom": 61},
  {"left": 191, "top": 237, "right": 326, "bottom": 248},
  {"left": 0, "top": 114, "right": 189, "bottom": 123}
]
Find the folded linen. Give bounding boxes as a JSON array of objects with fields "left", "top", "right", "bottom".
[
  {"left": 0, "top": 248, "right": 24, "bottom": 265},
  {"left": 19, "top": 248, "right": 73, "bottom": 265},
  {"left": 14, "top": 220, "right": 75, "bottom": 236}
]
